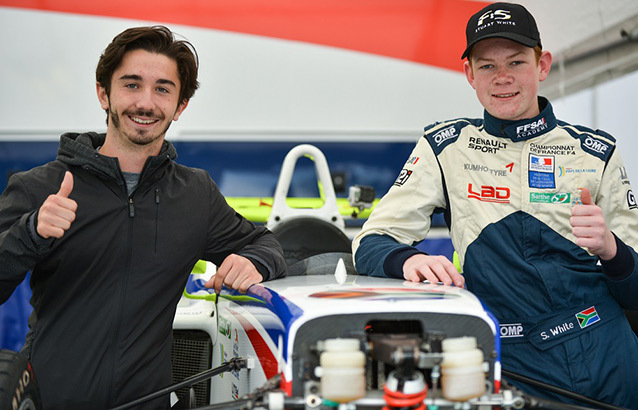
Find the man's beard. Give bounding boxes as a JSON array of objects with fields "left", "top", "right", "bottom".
[{"left": 109, "top": 107, "right": 172, "bottom": 146}]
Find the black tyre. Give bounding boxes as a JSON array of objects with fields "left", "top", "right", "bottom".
[{"left": 0, "top": 349, "right": 42, "bottom": 410}]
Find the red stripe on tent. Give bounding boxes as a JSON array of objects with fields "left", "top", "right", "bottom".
[{"left": 0, "top": 0, "right": 489, "bottom": 72}]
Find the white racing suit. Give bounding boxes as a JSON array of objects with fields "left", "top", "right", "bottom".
[{"left": 353, "top": 98, "right": 638, "bottom": 407}]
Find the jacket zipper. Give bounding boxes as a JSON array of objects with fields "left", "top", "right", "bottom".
[
  {"left": 154, "top": 188, "right": 160, "bottom": 255},
  {"left": 106, "top": 193, "right": 136, "bottom": 406}
]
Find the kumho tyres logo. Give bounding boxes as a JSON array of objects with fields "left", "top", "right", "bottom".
[
  {"left": 530, "top": 192, "right": 571, "bottom": 204},
  {"left": 575, "top": 306, "right": 600, "bottom": 329}
]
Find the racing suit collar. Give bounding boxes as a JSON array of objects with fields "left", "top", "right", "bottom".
[{"left": 483, "top": 97, "right": 556, "bottom": 141}]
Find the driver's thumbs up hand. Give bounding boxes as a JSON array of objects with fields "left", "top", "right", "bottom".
[
  {"left": 37, "top": 171, "right": 78, "bottom": 239},
  {"left": 570, "top": 187, "right": 616, "bottom": 260}
]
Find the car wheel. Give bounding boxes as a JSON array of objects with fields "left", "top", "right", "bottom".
[{"left": 0, "top": 349, "right": 42, "bottom": 410}]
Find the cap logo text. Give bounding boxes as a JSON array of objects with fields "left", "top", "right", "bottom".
[{"left": 477, "top": 9, "right": 511, "bottom": 27}]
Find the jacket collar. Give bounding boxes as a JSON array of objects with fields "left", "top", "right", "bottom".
[
  {"left": 483, "top": 97, "right": 557, "bottom": 141},
  {"left": 57, "top": 132, "right": 177, "bottom": 181}
]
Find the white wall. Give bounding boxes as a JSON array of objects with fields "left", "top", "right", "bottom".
[{"left": 552, "top": 70, "right": 638, "bottom": 190}]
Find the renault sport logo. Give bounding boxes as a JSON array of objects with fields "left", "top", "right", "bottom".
[
  {"left": 477, "top": 9, "right": 511, "bottom": 26},
  {"left": 575, "top": 306, "right": 600, "bottom": 329}
]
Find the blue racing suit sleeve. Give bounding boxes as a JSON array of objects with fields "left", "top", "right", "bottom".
[
  {"left": 601, "top": 233, "right": 634, "bottom": 281},
  {"left": 355, "top": 234, "right": 424, "bottom": 279},
  {"left": 601, "top": 234, "right": 638, "bottom": 310}
]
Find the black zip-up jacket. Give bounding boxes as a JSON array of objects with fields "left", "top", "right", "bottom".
[{"left": 0, "top": 132, "right": 286, "bottom": 409}]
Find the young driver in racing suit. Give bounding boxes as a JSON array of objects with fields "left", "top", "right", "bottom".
[{"left": 353, "top": 3, "right": 638, "bottom": 407}]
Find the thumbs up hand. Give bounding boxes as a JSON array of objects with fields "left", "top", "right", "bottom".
[
  {"left": 37, "top": 171, "right": 78, "bottom": 239},
  {"left": 570, "top": 187, "right": 617, "bottom": 260}
]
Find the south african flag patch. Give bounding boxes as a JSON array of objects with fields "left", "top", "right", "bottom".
[{"left": 575, "top": 306, "right": 600, "bottom": 329}]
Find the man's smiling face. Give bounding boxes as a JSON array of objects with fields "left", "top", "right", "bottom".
[
  {"left": 97, "top": 49, "right": 187, "bottom": 150},
  {"left": 464, "top": 37, "right": 552, "bottom": 121}
]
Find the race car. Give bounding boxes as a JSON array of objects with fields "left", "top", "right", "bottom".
[{"left": 168, "top": 144, "right": 511, "bottom": 410}]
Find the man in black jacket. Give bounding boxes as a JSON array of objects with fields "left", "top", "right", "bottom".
[{"left": 0, "top": 26, "right": 286, "bottom": 409}]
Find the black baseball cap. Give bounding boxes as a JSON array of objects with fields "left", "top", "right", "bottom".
[{"left": 462, "top": 2, "right": 541, "bottom": 59}]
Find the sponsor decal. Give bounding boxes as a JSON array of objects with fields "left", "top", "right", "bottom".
[
  {"left": 575, "top": 306, "right": 600, "bottom": 329},
  {"left": 393, "top": 169, "right": 413, "bottom": 186},
  {"left": 467, "top": 183, "right": 510, "bottom": 203},
  {"left": 433, "top": 126, "right": 458, "bottom": 146},
  {"left": 219, "top": 316, "right": 232, "bottom": 338},
  {"left": 528, "top": 154, "right": 555, "bottom": 189},
  {"left": 558, "top": 166, "right": 597, "bottom": 177},
  {"left": 628, "top": 190, "right": 637, "bottom": 210},
  {"left": 506, "top": 162, "right": 514, "bottom": 173},
  {"left": 406, "top": 156, "right": 419, "bottom": 165},
  {"left": 530, "top": 192, "right": 571, "bottom": 204},
  {"left": 582, "top": 135, "right": 610, "bottom": 155},
  {"left": 529, "top": 155, "right": 553, "bottom": 172},
  {"left": 468, "top": 136, "right": 507, "bottom": 154},
  {"left": 516, "top": 118, "right": 548, "bottom": 138},
  {"left": 500, "top": 323, "right": 524, "bottom": 338},
  {"left": 476, "top": 9, "right": 512, "bottom": 31},
  {"left": 530, "top": 143, "right": 576, "bottom": 156},
  {"left": 220, "top": 344, "right": 226, "bottom": 378},
  {"left": 620, "top": 166, "right": 631, "bottom": 185},
  {"left": 463, "top": 163, "right": 508, "bottom": 177},
  {"left": 232, "top": 332, "right": 241, "bottom": 379},
  {"left": 309, "top": 287, "right": 453, "bottom": 300}
]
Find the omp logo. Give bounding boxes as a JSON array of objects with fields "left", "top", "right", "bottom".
[
  {"left": 477, "top": 9, "right": 511, "bottom": 26},
  {"left": 500, "top": 323, "right": 524, "bottom": 338},
  {"left": 433, "top": 126, "right": 457, "bottom": 146},
  {"left": 583, "top": 136, "right": 609, "bottom": 154},
  {"left": 467, "top": 183, "right": 510, "bottom": 203}
]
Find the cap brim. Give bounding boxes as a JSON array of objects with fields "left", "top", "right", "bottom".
[{"left": 461, "top": 33, "right": 539, "bottom": 59}]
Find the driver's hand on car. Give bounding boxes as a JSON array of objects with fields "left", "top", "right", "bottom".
[
  {"left": 205, "top": 254, "right": 263, "bottom": 294},
  {"left": 403, "top": 254, "right": 465, "bottom": 287}
]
